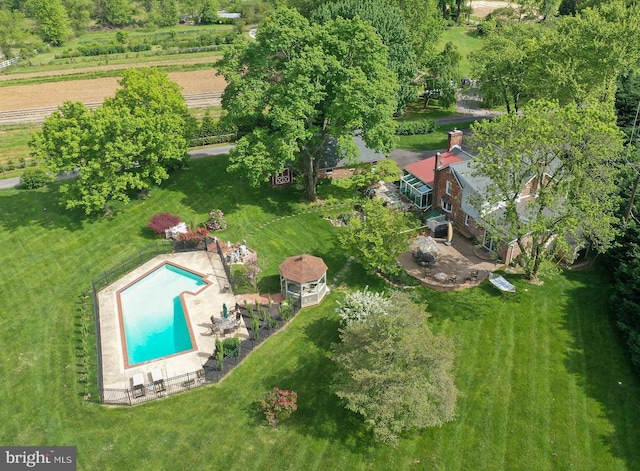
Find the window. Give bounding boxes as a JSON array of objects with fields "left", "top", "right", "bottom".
[
  {"left": 324, "top": 168, "right": 334, "bottom": 175},
  {"left": 464, "top": 214, "right": 471, "bottom": 226},
  {"left": 441, "top": 198, "right": 452, "bottom": 213},
  {"left": 445, "top": 180, "right": 452, "bottom": 196}
]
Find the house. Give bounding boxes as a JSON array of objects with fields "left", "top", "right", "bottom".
[
  {"left": 401, "top": 129, "right": 541, "bottom": 264},
  {"left": 270, "top": 135, "right": 387, "bottom": 185},
  {"left": 317, "top": 135, "right": 386, "bottom": 178},
  {"left": 399, "top": 129, "right": 471, "bottom": 210}
]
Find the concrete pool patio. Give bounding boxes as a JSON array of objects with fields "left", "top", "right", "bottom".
[{"left": 97, "top": 251, "right": 246, "bottom": 392}]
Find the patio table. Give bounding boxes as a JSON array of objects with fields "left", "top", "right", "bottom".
[{"left": 216, "top": 317, "right": 237, "bottom": 331}]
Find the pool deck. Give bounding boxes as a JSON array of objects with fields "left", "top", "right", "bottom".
[{"left": 97, "top": 251, "right": 247, "bottom": 391}]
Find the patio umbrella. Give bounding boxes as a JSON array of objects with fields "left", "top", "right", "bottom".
[
  {"left": 223, "top": 303, "right": 228, "bottom": 318},
  {"left": 446, "top": 222, "right": 453, "bottom": 245}
]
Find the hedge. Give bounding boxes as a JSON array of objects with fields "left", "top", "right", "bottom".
[{"left": 395, "top": 119, "right": 436, "bottom": 135}]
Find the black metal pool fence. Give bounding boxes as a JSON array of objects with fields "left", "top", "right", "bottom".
[
  {"left": 98, "top": 306, "right": 299, "bottom": 405},
  {"left": 90, "top": 238, "right": 293, "bottom": 405}
]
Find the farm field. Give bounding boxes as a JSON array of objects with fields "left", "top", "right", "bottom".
[
  {"left": 0, "top": 69, "right": 225, "bottom": 113},
  {"left": 0, "top": 155, "right": 639, "bottom": 470}
]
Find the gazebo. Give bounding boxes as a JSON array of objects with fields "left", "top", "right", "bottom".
[{"left": 279, "top": 254, "right": 329, "bottom": 308}]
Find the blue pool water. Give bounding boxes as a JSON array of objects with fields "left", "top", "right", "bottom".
[{"left": 119, "top": 263, "right": 207, "bottom": 365}]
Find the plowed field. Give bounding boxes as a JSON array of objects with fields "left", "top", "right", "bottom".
[{"left": 0, "top": 69, "right": 227, "bottom": 112}]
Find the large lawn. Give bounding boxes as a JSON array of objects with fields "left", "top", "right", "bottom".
[{"left": 1, "top": 156, "right": 639, "bottom": 470}]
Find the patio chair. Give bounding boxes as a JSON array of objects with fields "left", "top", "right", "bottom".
[
  {"left": 132, "top": 373, "right": 145, "bottom": 398},
  {"left": 151, "top": 369, "right": 166, "bottom": 394},
  {"left": 469, "top": 270, "right": 479, "bottom": 281},
  {"left": 209, "top": 315, "right": 221, "bottom": 335}
]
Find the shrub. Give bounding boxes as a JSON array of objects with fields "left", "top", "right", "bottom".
[
  {"left": 395, "top": 119, "right": 436, "bottom": 135},
  {"left": 147, "top": 212, "right": 181, "bottom": 235},
  {"left": 175, "top": 226, "right": 207, "bottom": 247},
  {"left": 221, "top": 336, "right": 241, "bottom": 357},
  {"left": 258, "top": 387, "right": 298, "bottom": 428},
  {"left": 205, "top": 209, "right": 227, "bottom": 231},
  {"left": 279, "top": 299, "right": 293, "bottom": 321},
  {"left": 20, "top": 167, "right": 53, "bottom": 189},
  {"left": 128, "top": 42, "right": 152, "bottom": 52},
  {"left": 336, "top": 286, "right": 391, "bottom": 326}
]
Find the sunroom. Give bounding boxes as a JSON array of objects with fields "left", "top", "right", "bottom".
[{"left": 400, "top": 174, "right": 433, "bottom": 210}]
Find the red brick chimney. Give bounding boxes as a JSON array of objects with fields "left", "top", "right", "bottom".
[
  {"left": 435, "top": 152, "right": 442, "bottom": 171},
  {"left": 448, "top": 128, "right": 463, "bottom": 151}
]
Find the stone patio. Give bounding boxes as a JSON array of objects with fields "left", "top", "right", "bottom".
[{"left": 398, "top": 232, "right": 504, "bottom": 291}]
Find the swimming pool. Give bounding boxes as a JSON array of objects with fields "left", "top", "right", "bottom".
[{"left": 117, "top": 263, "right": 210, "bottom": 366}]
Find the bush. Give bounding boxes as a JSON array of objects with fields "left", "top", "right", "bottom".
[
  {"left": 258, "top": 387, "right": 298, "bottom": 428},
  {"left": 78, "top": 42, "right": 126, "bottom": 56},
  {"left": 395, "top": 119, "right": 436, "bottom": 135},
  {"left": 175, "top": 227, "right": 207, "bottom": 247},
  {"left": 204, "top": 209, "right": 227, "bottom": 231},
  {"left": 147, "top": 212, "right": 181, "bottom": 235},
  {"left": 128, "top": 42, "right": 152, "bottom": 52},
  {"left": 20, "top": 167, "right": 53, "bottom": 189},
  {"left": 221, "top": 336, "right": 241, "bottom": 357}
]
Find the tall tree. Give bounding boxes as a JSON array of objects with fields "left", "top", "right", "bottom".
[
  {"left": 311, "top": 0, "right": 418, "bottom": 115},
  {"left": 338, "top": 198, "right": 413, "bottom": 275},
  {"left": 95, "top": 0, "right": 133, "bottom": 26},
  {"left": 332, "top": 290, "right": 457, "bottom": 446},
  {"left": 217, "top": 7, "right": 398, "bottom": 201},
  {"left": 30, "top": 68, "right": 191, "bottom": 215},
  {"left": 470, "top": 21, "right": 544, "bottom": 113},
  {"left": 616, "top": 69, "right": 640, "bottom": 138},
  {"left": 155, "top": 0, "right": 179, "bottom": 26},
  {"left": 24, "top": 0, "right": 72, "bottom": 46},
  {"left": 421, "top": 41, "right": 461, "bottom": 109},
  {"left": 61, "top": 0, "right": 93, "bottom": 34},
  {"left": 0, "top": 10, "right": 39, "bottom": 59},
  {"left": 384, "top": 0, "right": 443, "bottom": 65},
  {"left": 532, "top": 1, "right": 640, "bottom": 106},
  {"left": 198, "top": 0, "right": 218, "bottom": 24},
  {"left": 470, "top": 100, "right": 624, "bottom": 281}
]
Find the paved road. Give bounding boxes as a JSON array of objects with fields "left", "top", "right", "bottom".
[{"left": 0, "top": 112, "right": 495, "bottom": 189}]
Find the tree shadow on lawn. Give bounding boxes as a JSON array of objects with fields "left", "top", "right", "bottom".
[
  {"left": 168, "top": 157, "right": 302, "bottom": 218},
  {"left": 561, "top": 268, "right": 640, "bottom": 470},
  {"left": 0, "top": 180, "right": 86, "bottom": 232},
  {"left": 256, "top": 315, "right": 378, "bottom": 455}
]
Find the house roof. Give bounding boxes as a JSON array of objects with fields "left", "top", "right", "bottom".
[
  {"left": 319, "top": 135, "right": 386, "bottom": 170},
  {"left": 403, "top": 151, "right": 464, "bottom": 186},
  {"left": 448, "top": 160, "right": 494, "bottom": 219},
  {"left": 279, "top": 254, "right": 328, "bottom": 283}
]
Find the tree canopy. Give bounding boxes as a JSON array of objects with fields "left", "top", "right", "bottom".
[
  {"left": 30, "top": 68, "right": 191, "bottom": 214},
  {"left": 311, "top": 0, "right": 418, "bottom": 115},
  {"left": 337, "top": 198, "right": 413, "bottom": 275},
  {"left": 24, "top": 0, "right": 72, "bottom": 46},
  {"left": 217, "top": 7, "right": 398, "bottom": 201},
  {"left": 332, "top": 290, "right": 457, "bottom": 446},
  {"left": 470, "top": 100, "right": 624, "bottom": 280}
]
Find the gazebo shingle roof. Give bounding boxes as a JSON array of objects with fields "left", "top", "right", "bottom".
[{"left": 279, "top": 254, "right": 327, "bottom": 283}]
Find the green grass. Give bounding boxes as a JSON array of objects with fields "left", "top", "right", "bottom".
[
  {"left": 0, "top": 124, "right": 40, "bottom": 173},
  {"left": 9, "top": 24, "right": 234, "bottom": 72},
  {"left": 395, "top": 121, "right": 478, "bottom": 151},
  {"left": 1, "top": 156, "right": 639, "bottom": 470},
  {"left": 438, "top": 25, "right": 484, "bottom": 78}
]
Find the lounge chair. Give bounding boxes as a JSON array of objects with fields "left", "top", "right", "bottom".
[
  {"left": 132, "top": 373, "right": 145, "bottom": 398},
  {"left": 151, "top": 369, "right": 166, "bottom": 394}
]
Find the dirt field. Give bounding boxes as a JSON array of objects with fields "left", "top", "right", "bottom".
[
  {"left": 471, "top": 0, "right": 514, "bottom": 18},
  {"left": 0, "top": 69, "right": 227, "bottom": 112},
  {"left": 0, "top": 1, "right": 511, "bottom": 120}
]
